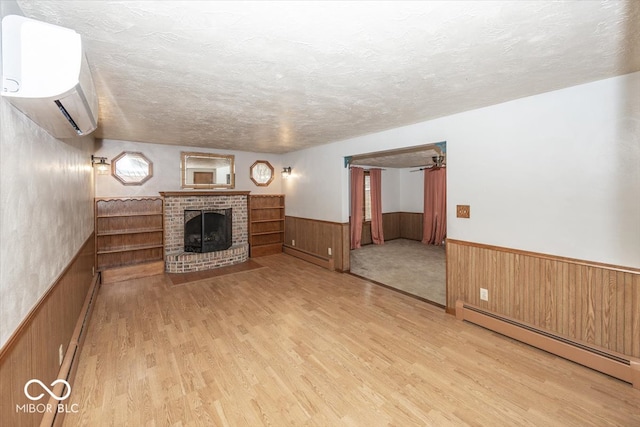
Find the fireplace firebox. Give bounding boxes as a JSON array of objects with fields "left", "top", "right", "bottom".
[{"left": 184, "top": 208, "right": 232, "bottom": 253}]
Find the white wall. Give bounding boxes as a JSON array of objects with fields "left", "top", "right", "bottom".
[
  {"left": 380, "top": 168, "right": 401, "bottom": 213},
  {"left": 445, "top": 72, "right": 639, "bottom": 267},
  {"left": 0, "top": 37, "right": 95, "bottom": 348},
  {"left": 95, "top": 139, "right": 283, "bottom": 197},
  {"left": 283, "top": 72, "right": 640, "bottom": 268},
  {"left": 399, "top": 168, "right": 424, "bottom": 212},
  {"left": 282, "top": 131, "right": 445, "bottom": 222},
  {"left": 281, "top": 143, "right": 344, "bottom": 221}
]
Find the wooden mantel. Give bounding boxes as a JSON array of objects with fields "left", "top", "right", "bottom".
[{"left": 159, "top": 191, "right": 251, "bottom": 197}]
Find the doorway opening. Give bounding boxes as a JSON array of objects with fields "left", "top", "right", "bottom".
[{"left": 346, "top": 142, "right": 447, "bottom": 307}]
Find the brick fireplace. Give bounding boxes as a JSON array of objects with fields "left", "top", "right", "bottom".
[{"left": 160, "top": 191, "right": 249, "bottom": 273}]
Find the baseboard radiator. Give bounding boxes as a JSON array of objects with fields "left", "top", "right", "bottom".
[
  {"left": 455, "top": 301, "right": 640, "bottom": 389},
  {"left": 43, "top": 273, "right": 101, "bottom": 427},
  {"left": 283, "top": 244, "right": 335, "bottom": 271}
]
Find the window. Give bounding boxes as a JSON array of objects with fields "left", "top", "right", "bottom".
[
  {"left": 363, "top": 171, "right": 371, "bottom": 221},
  {"left": 111, "top": 151, "right": 153, "bottom": 186}
]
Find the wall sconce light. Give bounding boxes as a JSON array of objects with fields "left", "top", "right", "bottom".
[
  {"left": 91, "top": 155, "right": 110, "bottom": 175},
  {"left": 281, "top": 166, "right": 292, "bottom": 178}
]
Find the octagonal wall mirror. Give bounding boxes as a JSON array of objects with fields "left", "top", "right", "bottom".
[
  {"left": 111, "top": 151, "right": 153, "bottom": 185},
  {"left": 181, "top": 152, "right": 235, "bottom": 189},
  {"left": 250, "top": 160, "right": 275, "bottom": 186}
]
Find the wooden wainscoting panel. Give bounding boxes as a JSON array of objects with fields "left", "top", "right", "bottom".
[
  {"left": 288, "top": 213, "right": 422, "bottom": 272},
  {"left": 447, "top": 239, "right": 640, "bottom": 359},
  {"left": 284, "top": 216, "right": 348, "bottom": 271},
  {"left": 382, "top": 212, "right": 401, "bottom": 240},
  {"left": 0, "top": 234, "right": 95, "bottom": 427},
  {"left": 399, "top": 212, "right": 423, "bottom": 241},
  {"left": 338, "top": 222, "right": 350, "bottom": 272},
  {"left": 361, "top": 212, "right": 420, "bottom": 246},
  {"left": 360, "top": 222, "right": 372, "bottom": 246}
]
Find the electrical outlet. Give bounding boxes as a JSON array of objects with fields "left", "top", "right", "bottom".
[
  {"left": 58, "top": 344, "right": 64, "bottom": 366},
  {"left": 457, "top": 205, "right": 470, "bottom": 218},
  {"left": 292, "top": 239, "right": 295, "bottom": 246},
  {"left": 328, "top": 247, "right": 332, "bottom": 256},
  {"left": 480, "top": 288, "right": 489, "bottom": 301}
]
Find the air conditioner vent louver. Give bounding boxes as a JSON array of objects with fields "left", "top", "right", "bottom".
[{"left": 55, "top": 100, "right": 82, "bottom": 135}]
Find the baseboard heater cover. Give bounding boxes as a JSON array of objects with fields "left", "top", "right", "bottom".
[
  {"left": 283, "top": 244, "right": 335, "bottom": 271},
  {"left": 42, "top": 273, "right": 101, "bottom": 427},
  {"left": 455, "top": 300, "right": 639, "bottom": 389}
]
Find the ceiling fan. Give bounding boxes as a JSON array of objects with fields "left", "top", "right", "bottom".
[{"left": 410, "top": 156, "right": 446, "bottom": 172}]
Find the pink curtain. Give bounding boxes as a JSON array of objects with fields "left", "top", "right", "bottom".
[
  {"left": 369, "top": 168, "right": 384, "bottom": 245},
  {"left": 350, "top": 167, "right": 365, "bottom": 249},
  {"left": 422, "top": 167, "right": 447, "bottom": 245}
]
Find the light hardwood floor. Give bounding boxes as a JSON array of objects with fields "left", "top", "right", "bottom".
[{"left": 64, "top": 254, "right": 639, "bottom": 426}]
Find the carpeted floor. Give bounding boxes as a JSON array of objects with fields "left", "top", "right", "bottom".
[{"left": 349, "top": 239, "right": 446, "bottom": 305}]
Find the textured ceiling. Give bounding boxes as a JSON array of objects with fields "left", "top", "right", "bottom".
[{"left": 16, "top": 1, "right": 640, "bottom": 154}]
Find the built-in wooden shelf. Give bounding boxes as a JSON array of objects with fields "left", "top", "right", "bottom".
[
  {"left": 249, "top": 195, "right": 285, "bottom": 257},
  {"left": 97, "top": 243, "right": 164, "bottom": 255},
  {"left": 96, "top": 227, "right": 164, "bottom": 236},
  {"left": 95, "top": 197, "right": 164, "bottom": 282},
  {"left": 96, "top": 212, "right": 162, "bottom": 218},
  {"left": 251, "top": 231, "right": 285, "bottom": 237}
]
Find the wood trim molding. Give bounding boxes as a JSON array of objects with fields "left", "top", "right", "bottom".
[
  {"left": 349, "top": 143, "right": 443, "bottom": 163},
  {"left": 159, "top": 191, "right": 251, "bottom": 197},
  {"left": 95, "top": 196, "right": 163, "bottom": 202},
  {"left": 446, "top": 238, "right": 640, "bottom": 274},
  {"left": 285, "top": 215, "right": 347, "bottom": 226}
]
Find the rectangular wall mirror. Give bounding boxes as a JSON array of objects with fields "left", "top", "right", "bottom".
[{"left": 181, "top": 152, "right": 235, "bottom": 189}]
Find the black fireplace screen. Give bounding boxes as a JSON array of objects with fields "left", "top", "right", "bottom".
[{"left": 184, "top": 208, "right": 232, "bottom": 253}]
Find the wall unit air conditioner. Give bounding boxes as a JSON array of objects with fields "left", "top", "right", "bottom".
[{"left": 1, "top": 15, "right": 98, "bottom": 138}]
